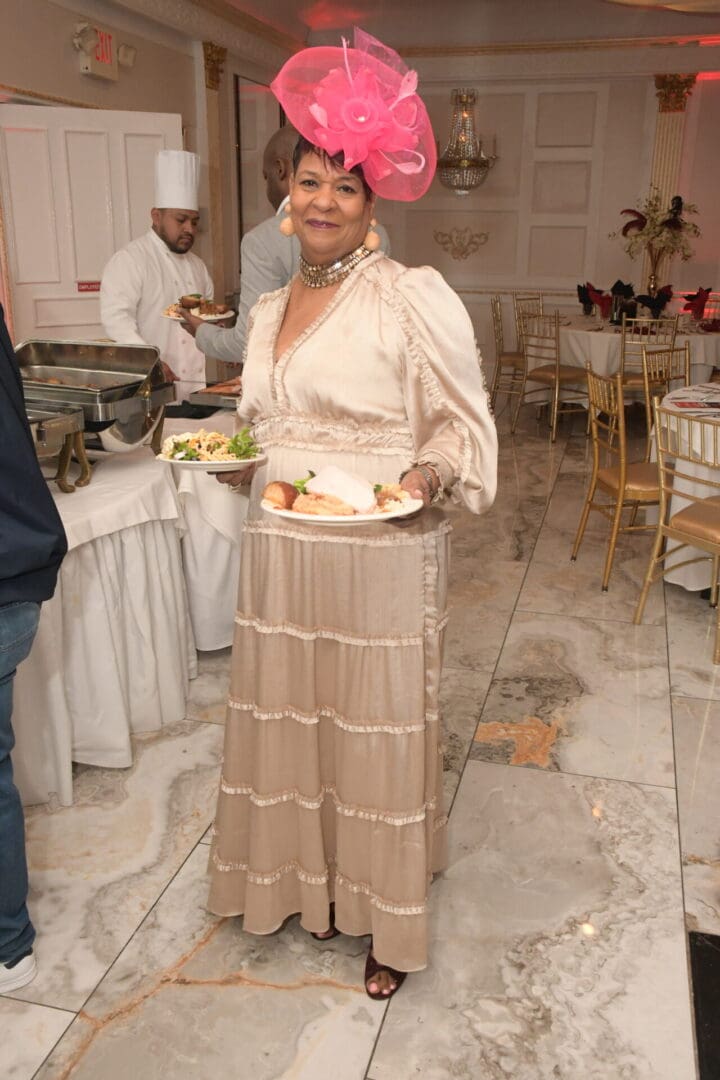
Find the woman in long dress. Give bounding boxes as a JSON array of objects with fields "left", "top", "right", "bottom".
[{"left": 208, "top": 31, "right": 498, "bottom": 998}]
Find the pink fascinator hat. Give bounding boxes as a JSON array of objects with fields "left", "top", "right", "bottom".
[{"left": 270, "top": 28, "right": 436, "bottom": 202}]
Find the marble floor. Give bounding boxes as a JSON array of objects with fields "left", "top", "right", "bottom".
[{"left": 4, "top": 400, "right": 719, "bottom": 1079}]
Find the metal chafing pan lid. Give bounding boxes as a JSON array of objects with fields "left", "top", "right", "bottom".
[{"left": 15, "top": 339, "right": 174, "bottom": 433}]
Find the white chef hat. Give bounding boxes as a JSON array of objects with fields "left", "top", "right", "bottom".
[{"left": 154, "top": 150, "right": 200, "bottom": 211}]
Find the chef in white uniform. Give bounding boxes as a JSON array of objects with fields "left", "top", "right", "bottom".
[{"left": 100, "top": 149, "right": 214, "bottom": 402}]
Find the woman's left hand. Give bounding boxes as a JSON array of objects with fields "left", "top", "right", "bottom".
[{"left": 400, "top": 467, "right": 437, "bottom": 508}]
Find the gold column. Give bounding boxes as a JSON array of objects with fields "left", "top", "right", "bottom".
[
  {"left": 643, "top": 73, "right": 696, "bottom": 285},
  {"left": 203, "top": 41, "right": 228, "bottom": 302}
]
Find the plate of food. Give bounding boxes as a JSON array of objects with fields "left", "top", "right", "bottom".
[
  {"left": 261, "top": 465, "right": 423, "bottom": 525},
  {"left": 190, "top": 301, "right": 234, "bottom": 323},
  {"left": 156, "top": 427, "right": 265, "bottom": 471},
  {"left": 161, "top": 297, "right": 234, "bottom": 322}
]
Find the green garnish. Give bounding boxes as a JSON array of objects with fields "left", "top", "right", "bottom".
[
  {"left": 171, "top": 440, "right": 200, "bottom": 460},
  {"left": 374, "top": 483, "right": 382, "bottom": 493},
  {"left": 227, "top": 427, "right": 260, "bottom": 460},
  {"left": 293, "top": 470, "right": 316, "bottom": 494}
]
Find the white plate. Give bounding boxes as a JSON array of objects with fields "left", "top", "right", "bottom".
[
  {"left": 261, "top": 496, "right": 424, "bottom": 525},
  {"left": 157, "top": 452, "right": 266, "bottom": 472},
  {"left": 162, "top": 309, "right": 185, "bottom": 321},
  {"left": 190, "top": 307, "right": 235, "bottom": 322}
]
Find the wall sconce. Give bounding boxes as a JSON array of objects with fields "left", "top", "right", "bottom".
[{"left": 437, "top": 89, "right": 498, "bottom": 196}]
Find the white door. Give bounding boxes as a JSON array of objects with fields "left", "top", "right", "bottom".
[{"left": 0, "top": 104, "right": 182, "bottom": 342}]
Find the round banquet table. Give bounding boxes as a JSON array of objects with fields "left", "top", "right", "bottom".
[
  {"left": 559, "top": 315, "right": 720, "bottom": 382},
  {"left": 161, "top": 411, "right": 248, "bottom": 650},
  {"left": 13, "top": 451, "right": 197, "bottom": 807}
]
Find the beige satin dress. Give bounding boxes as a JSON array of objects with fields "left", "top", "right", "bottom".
[{"left": 207, "top": 252, "right": 497, "bottom": 971}]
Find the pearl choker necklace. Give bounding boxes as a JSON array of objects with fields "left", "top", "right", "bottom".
[{"left": 298, "top": 244, "right": 372, "bottom": 288}]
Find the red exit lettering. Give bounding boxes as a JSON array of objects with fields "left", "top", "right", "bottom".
[
  {"left": 94, "top": 30, "right": 113, "bottom": 66},
  {"left": 77, "top": 281, "right": 101, "bottom": 292}
]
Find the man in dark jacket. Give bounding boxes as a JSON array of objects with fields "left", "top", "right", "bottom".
[{"left": 0, "top": 304, "right": 67, "bottom": 992}]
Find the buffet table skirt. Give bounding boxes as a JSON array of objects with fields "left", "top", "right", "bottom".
[
  {"left": 13, "top": 453, "right": 196, "bottom": 807},
  {"left": 162, "top": 413, "right": 248, "bottom": 650}
]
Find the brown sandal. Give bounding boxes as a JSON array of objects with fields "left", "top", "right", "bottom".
[
  {"left": 364, "top": 947, "right": 407, "bottom": 1000},
  {"left": 310, "top": 902, "right": 340, "bottom": 941}
]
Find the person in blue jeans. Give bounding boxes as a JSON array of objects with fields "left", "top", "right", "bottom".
[{"left": 0, "top": 304, "right": 67, "bottom": 993}]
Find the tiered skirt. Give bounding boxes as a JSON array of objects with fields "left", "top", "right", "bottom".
[{"left": 208, "top": 507, "right": 450, "bottom": 972}]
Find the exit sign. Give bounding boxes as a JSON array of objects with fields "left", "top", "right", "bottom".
[{"left": 79, "top": 26, "right": 119, "bottom": 82}]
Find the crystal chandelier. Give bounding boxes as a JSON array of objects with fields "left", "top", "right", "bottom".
[{"left": 437, "top": 89, "right": 497, "bottom": 196}]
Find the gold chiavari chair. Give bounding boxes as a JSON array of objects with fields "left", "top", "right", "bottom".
[
  {"left": 513, "top": 292, "right": 544, "bottom": 350},
  {"left": 511, "top": 311, "right": 587, "bottom": 442},
  {"left": 489, "top": 294, "right": 524, "bottom": 410},
  {"left": 639, "top": 343, "right": 691, "bottom": 459},
  {"left": 571, "top": 367, "right": 659, "bottom": 590},
  {"left": 620, "top": 314, "right": 678, "bottom": 388},
  {"left": 635, "top": 401, "right": 720, "bottom": 662}
]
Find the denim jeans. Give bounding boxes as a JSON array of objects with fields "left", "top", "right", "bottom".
[{"left": 0, "top": 600, "right": 40, "bottom": 964}]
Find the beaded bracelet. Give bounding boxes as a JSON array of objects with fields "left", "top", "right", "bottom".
[{"left": 399, "top": 463, "right": 442, "bottom": 503}]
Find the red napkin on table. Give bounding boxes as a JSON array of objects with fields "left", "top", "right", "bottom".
[
  {"left": 586, "top": 283, "right": 612, "bottom": 320},
  {"left": 683, "top": 287, "right": 712, "bottom": 321}
]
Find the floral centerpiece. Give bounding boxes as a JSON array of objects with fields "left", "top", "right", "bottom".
[{"left": 612, "top": 191, "right": 700, "bottom": 295}]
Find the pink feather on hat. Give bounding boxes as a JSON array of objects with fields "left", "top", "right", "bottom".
[{"left": 270, "top": 29, "right": 436, "bottom": 202}]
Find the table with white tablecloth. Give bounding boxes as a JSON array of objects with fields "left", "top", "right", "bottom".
[
  {"left": 161, "top": 411, "right": 248, "bottom": 650},
  {"left": 646, "top": 385, "right": 720, "bottom": 593},
  {"left": 559, "top": 315, "right": 720, "bottom": 382},
  {"left": 13, "top": 452, "right": 197, "bottom": 807}
]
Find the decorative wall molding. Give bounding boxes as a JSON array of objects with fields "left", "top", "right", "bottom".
[
  {"left": 111, "top": 0, "right": 297, "bottom": 69},
  {"left": 0, "top": 82, "right": 98, "bottom": 108},
  {"left": 434, "top": 227, "right": 489, "bottom": 261},
  {"left": 203, "top": 41, "right": 226, "bottom": 91},
  {"left": 401, "top": 34, "right": 720, "bottom": 58},
  {"left": 191, "top": 0, "right": 303, "bottom": 54},
  {"left": 654, "top": 73, "right": 697, "bottom": 112}
]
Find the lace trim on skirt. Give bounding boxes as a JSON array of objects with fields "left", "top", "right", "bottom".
[
  {"left": 233, "top": 613, "right": 448, "bottom": 647},
  {"left": 243, "top": 519, "right": 452, "bottom": 547},
  {"left": 227, "top": 699, "right": 439, "bottom": 735},
  {"left": 209, "top": 850, "right": 428, "bottom": 916},
  {"left": 217, "top": 779, "right": 437, "bottom": 825}
]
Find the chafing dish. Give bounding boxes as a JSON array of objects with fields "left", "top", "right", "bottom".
[
  {"left": 15, "top": 339, "right": 175, "bottom": 450},
  {"left": 26, "top": 406, "right": 84, "bottom": 458},
  {"left": 188, "top": 378, "right": 242, "bottom": 411}
]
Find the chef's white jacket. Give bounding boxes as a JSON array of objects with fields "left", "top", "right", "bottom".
[{"left": 100, "top": 229, "right": 214, "bottom": 402}]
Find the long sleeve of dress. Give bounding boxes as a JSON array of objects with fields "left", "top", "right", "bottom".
[
  {"left": 100, "top": 250, "right": 148, "bottom": 346},
  {"left": 390, "top": 265, "right": 498, "bottom": 514}
]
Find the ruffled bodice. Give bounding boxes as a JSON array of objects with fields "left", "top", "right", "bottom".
[{"left": 238, "top": 253, "right": 497, "bottom": 514}]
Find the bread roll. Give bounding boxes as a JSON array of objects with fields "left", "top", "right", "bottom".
[{"left": 262, "top": 481, "right": 297, "bottom": 509}]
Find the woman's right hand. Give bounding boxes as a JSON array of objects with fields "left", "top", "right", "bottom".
[{"left": 215, "top": 462, "right": 258, "bottom": 488}]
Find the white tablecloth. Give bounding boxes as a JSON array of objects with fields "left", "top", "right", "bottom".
[
  {"left": 13, "top": 453, "right": 197, "bottom": 807},
  {"left": 161, "top": 412, "right": 248, "bottom": 650},
  {"left": 560, "top": 316, "right": 720, "bottom": 382}
]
